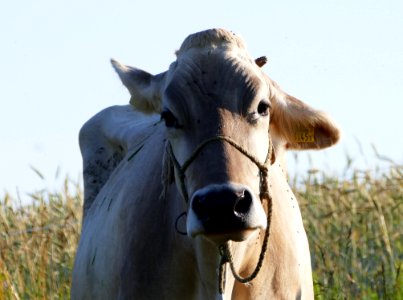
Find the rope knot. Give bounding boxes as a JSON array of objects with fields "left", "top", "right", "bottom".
[{"left": 219, "top": 243, "right": 232, "bottom": 263}]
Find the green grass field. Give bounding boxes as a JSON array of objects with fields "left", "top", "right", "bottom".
[{"left": 0, "top": 163, "right": 402, "bottom": 299}]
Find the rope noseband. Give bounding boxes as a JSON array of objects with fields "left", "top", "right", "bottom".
[{"left": 166, "top": 135, "right": 274, "bottom": 294}]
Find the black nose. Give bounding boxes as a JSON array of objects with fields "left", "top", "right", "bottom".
[{"left": 191, "top": 186, "right": 254, "bottom": 234}]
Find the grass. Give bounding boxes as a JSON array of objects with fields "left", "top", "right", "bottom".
[
  {"left": 0, "top": 179, "right": 82, "bottom": 299},
  {"left": 0, "top": 163, "right": 401, "bottom": 299},
  {"left": 293, "top": 163, "right": 402, "bottom": 299}
]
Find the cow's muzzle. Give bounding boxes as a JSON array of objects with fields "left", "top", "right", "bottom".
[
  {"left": 188, "top": 183, "right": 267, "bottom": 242},
  {"left": 165, "top": 135, "right": 273, "bottom": 242}
]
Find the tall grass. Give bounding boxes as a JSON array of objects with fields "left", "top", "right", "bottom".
[
  {"left": 0, "top": 163, "right": 401, "bottom": 299},
  {"left": 0, "top": 179, "right": 82, "bottom": 299},
  {"left": 293, "top": 163, "right": 402, "bottom": 299}
]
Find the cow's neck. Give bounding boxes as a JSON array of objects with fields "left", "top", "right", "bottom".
[{"left": 191, "top": 231, "right": 263, "bottom": 299}]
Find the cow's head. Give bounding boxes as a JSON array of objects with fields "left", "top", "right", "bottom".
[{"left": 112, "top": 29, "right": 340, "bottom": 244}]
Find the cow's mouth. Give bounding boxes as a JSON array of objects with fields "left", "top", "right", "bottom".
[{"left": 200, "top": 228, "right": 260, "bottom": 244}]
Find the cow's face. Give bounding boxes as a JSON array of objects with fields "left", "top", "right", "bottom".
[
  {"left": 161, "top": 48, "right": 272, "bottom": 242},
  {"left": 111, "top": 29, "right": 340, "bottom": 244}
]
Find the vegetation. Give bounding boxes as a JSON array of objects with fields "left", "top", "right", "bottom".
[
  {"left": 0, "top": 179, "right": 82, "bottom": 299},
  {"left": 0, "top": 163, "right": 401, "bottom": 299},
  {"left": 293, "top": 163, "right": 402, "bottom": 299}
]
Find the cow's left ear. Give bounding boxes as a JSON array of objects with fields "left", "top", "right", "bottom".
[
  {"left": 111, "top": 59, "right": 166, "bottom": 114},
  {"left": 268, "top": 78, "right": 340, "bottom": 150}
]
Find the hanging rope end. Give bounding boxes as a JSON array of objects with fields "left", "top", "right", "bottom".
[{"left": 218, "top": 243, "right": 231, "bottom": 294}]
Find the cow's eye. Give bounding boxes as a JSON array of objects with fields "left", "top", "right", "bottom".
[
  {"left": 161, "top": 109, "right": 182, "bottom": 128},
  {"left": 257, "top": 100, "right": 271, "bottom": 116}
]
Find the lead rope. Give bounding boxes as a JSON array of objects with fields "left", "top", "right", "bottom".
[
  {"left": 166, "top": 135, "right": 273, "bottom": 295},
  {"left": 218, "top": 139, "right": 272, "bottom": 295},
  {"left": 218, "top": 195, "right": 272, "bottom": 294}
]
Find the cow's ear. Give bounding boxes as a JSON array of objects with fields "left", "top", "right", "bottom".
[
  {"left": 268, "top": 79, "right": 340, "bottom": 150},
  {"left": 111, "top": 59, "right": 166, "bottom": 114}
]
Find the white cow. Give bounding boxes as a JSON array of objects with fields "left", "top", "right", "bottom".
[{"left": 72, "top": 28, "right": 340, "bottom": 299}]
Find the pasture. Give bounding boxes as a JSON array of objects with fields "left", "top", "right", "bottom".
[{"left": 0, "top": 161, "right": 401, "bottom": 299}]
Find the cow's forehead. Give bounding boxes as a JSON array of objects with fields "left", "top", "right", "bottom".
[
  {"left": 164, "top": 53, "right": 266, "bottom": 116},
  {"left": 164, "top": 30, "right": 267, "bottom": 109}
]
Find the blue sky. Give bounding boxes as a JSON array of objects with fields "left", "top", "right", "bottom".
[{"left": 1, "top": 0, "right": 402, "bottom": 201}]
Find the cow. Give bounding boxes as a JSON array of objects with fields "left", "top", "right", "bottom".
[{"left": 71, "top": 28, "right": 340, "bottom": 299}]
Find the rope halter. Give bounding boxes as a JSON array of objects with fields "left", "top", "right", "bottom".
[{"left": 166, "top": 134, "right": 274, "bottom": 294}]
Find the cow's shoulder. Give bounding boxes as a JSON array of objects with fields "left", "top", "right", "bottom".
[{"left": 79, "top": 105, "right": 160, "bottom": 216}]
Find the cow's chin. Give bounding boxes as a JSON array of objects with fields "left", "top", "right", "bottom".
[{"left": 194, "top": 228, "right": 260, "bottom": 245}]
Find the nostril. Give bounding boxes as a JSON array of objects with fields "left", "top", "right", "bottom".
[{"left": 234, "top": 190, "right": 252, "bottom": 216}]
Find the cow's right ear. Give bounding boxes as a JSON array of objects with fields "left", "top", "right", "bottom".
[{"left": 111, "top": 59, "right": 166, "bottom": 114}]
